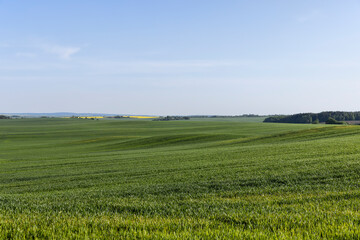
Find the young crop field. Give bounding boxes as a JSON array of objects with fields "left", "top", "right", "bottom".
[{"left": 1, "top": 118, "right": 360, "bottom": 239}]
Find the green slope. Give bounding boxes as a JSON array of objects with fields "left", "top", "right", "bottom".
[{"left": 1, "top": 118, "right": 360, "bottom": 239}]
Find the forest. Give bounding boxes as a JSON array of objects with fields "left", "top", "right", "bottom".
[{"left": 264, "top": 111, "right": 360, "bottom": 124}]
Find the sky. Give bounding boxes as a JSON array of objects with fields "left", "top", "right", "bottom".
[{"left": 2, "top": 0, "right": 360, "bottom": 115}]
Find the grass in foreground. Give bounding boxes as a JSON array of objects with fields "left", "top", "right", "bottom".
[{"left": 1, "top": 118, "right": 360, "bottom": 239}]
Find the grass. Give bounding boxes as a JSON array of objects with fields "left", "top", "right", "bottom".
[{"left": 1, "top": 117, "right": 360, "bottom": 239}]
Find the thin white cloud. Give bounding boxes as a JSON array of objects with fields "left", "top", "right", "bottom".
[{"left": 42, "top": 44, "right": 80, "bottom": 59}]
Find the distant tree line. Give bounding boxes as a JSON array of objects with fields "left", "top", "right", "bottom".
[
  {"left": 70, "top": 116, "right": 99, "bottom": 120},
  {"left": 0, "top": 115, "right": 10, "bottom": 119},
  {"left": 264, "top": 111, "right": 360, "bottom": 124},
  {"left": 107, "top": 115, "right": 127, "bottom": 118},
  {"left": 325, "top": 117, "right": 345, "bottom": 125},
  {"left": 188, "top": 114, "right": 263, "bottom": 118},
  {"left": 153, "top": 116, "right": 190, "bottom": 121}
]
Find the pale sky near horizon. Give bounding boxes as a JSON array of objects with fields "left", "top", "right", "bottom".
[{"left": 2, "top": 0, "right": 360, "bottom": 115}]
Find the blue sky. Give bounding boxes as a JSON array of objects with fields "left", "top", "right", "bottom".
[{"left": 2, "top": 0, "right": 360, "bottom": 115}]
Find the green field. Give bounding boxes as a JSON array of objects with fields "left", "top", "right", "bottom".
[{"left": 1, "top": 118, "right": 360, "bottom": 239}]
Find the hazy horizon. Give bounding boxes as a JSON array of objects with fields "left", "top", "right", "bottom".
[
  {"left": 2, "top": 1, "right": 360, "bottom": 115},
  {"left": 2, "top": 110, "right": 360, "bottom": 117}
]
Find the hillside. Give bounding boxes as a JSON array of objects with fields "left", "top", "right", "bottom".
[{"left": 1, "top": 118, "right": 360, "bottom": 238}]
